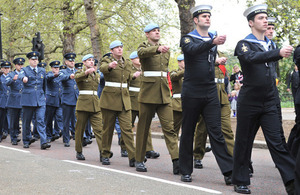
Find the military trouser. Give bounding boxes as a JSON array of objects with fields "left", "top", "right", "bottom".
[
  {"left": 194, "top": 103, "right": 234, "bottom": 160},
  {"left": 135, "top": 103, "right": 179, "bottom": 162},
  {"left": 173, "top": 110, "right": 182, "bottom": 137},
  {"left": 179, "top": 96, "right": 233, "bottom": 176},
  {"left": 101, "top": 108, "right": 135, "bottom": 160},
  {"left": 132, "top": 110, "right": 154, "bottom": 152},
  {"left": 75, "top": 110, "right": 102, "bottom": 153},
  {"left": 232, "top": 103, "right": 295, "bottom": 186}
]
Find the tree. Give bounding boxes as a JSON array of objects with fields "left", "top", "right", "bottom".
[{"left": 174, "top": 0, "right": 195, "bottom": 38}]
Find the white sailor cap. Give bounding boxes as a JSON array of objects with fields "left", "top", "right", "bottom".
[
  {"left": 243, "top": 4, "right": 268, "bottom": 21},
  {"left": 190, "top": 5, "right": 212, "bottom": 18},
  {"left": 267, "top": 17, "right": 276, "bottom": 25}
]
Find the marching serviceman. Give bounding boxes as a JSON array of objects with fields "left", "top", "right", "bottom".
[
  {"left": 18, "top": 51, "right": 50, "bottom": 149},
  {"left": 74, "top": 54, "right": 103, "bottom": 161},
  {"left": 170, "top": 54, "right": 185, "bottom": 136},
  {"left": 129, "top": 51, "right": 160, "bottom": 159},
  {"left": 179, "top": 5, "right": 233, "bottom": 183},
  {"left": 135, "top": 24, "right": 179, "bottom": 174},
  {"left": 45, "top": 61, "right": 63, "bottom": 144},
  {"left": 59, "top": 53, "right": 79, "bottom": 146},
  {"left": 100, "top": 40, "right": 139, "bottom": 167},
  {"left": 0, "top": 61, "right": 11, "bottom": 142},
  {"left": 232, "top": 4, "right": 295, "bottom": 194},
  {"left": 6, "top": 58, "right": 25, "bottom": 145}
]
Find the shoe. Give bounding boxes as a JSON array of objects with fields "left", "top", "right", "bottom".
[
  {"left": 194, "top": 159, "right": 203, "bottom": 169},
  {"left": 17, "top": 138, "right": 21, "bottom": 142},
  {"left": 136, "top": 162, "right": 147, "bottom": 172},
  {"left": 224, "top": 174, "right": 232, "bottom": 185},
  {"left": 205, "top": 146, "right": 212, "bottom": 153},
  {"left": 29, "top": 138, "right": 36, "bottom": 145},
  {"left": 91, "top": 134, "right": 95, "bottom": 138},
  {"left": 82, "top": 138, "right": 92, "bottom": 147},
  {"left": 102, "top": 157, "right": 110, "bottom": 165},
  {"left": 41, "top": 143, "right": 51, "bottom": 150},
  {"left": 23, "top": 144, "right": 29, "bottom": 148},
  {"left": 173, "top": 159, "right": 180, "bottom": 175},
  {"left": 129, "top": 158, "right": 135, "bottom": 167},
  {"left": 2, "top": 133, "right": 7, "bottom": 139},
  {"left": 145, "top": 150, "right": 160, "bottom": 159},
  {"left": 285, "top": 180, "right": 294, "bottom": 195},
  {"left": 76, "top": 152, "right": 85, "bottom": 160},
  {"left": 64, "top": 142, "right": 70, "bottom": 147},
  {"left": 234, "top": 185, "right": 251, "bottom": 194},
  {"left": 12, "top": 140, "right": 18, "bottom": 145},
  {"left": 100, "top": 152, "right": 113, "bottom": 162},
  {"left": 181, "top": 174, "right": 192, "bottom": 182},
  {"left": 51, "top": 135, "right": 60, "bottom": 141},
  {"left": 121, "top": 149, "right": 128, "bottom": 157}
]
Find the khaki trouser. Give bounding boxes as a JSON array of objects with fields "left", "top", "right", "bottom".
[
  {"left": 101, "top": 108, "right": 135, "bottom": 160},
  {"left": 135, "top": 103, "right": 179, "bottom": 162},
  {"left": 173, "top": 110, "right": 182, "bottom": 137},
  {"left": 75, "top": 110, "right": 103, "bottom": 153}
]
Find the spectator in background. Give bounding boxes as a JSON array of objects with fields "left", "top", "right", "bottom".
[
  {"left": 286, "top": 65, "right": 299, "bottom": 103},
  {"left": 229, "top": 90, "right": 238, "bottom": 117},
  {"left": 230, "top": 65, "right": 243, "bottom": 85}
]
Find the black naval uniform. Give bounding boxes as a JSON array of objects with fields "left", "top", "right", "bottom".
[
  {"left": 179, "top": 30, "right": 233, "bottom": 178},
  {"left": 232, "top": 34, "right": 295, "bottom": 186}
]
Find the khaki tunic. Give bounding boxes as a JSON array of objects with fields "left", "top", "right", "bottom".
[
  {"left": 135, "top": 41, "right": 179, "bottom": 162},
  {"left": 99, "top": 55, "right": 135, "bottom": 160},
  {"left": 74, "top": 67, "right": 103, "bottom": 153}
]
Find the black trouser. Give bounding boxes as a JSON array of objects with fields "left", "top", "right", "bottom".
[
  {"left": 179, "top": 95, "right": 233, "bottom": 175},
  {"left": 232, "top": 103, "right": 295, "bottom": 185},
  {"left": 295, "top": 147, "right": 300, "bottom": 194},
  {"left": 287, "top": 104, "right": 300, "bottom": 158}
]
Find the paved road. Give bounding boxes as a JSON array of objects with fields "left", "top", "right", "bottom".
[{"left": 0, "top": 134, "right": 288, "bottom": 195}]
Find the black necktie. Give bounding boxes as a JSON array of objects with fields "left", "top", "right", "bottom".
[{"left": 33, "top": 68, "right": 36, "bottom": 73}]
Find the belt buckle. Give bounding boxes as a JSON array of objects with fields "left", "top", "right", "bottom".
[{"left": 34, "top": 86, "right": 37, "bottom": 90}]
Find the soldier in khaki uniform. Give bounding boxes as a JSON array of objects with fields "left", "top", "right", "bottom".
[
  {"left": 170, "top": 54, "right": 185, "bottom": 136},
  {"left": 100, "top": 40, "right": 141, "bottom": 167},
  {"left": 135, "top": 23, "right": 179, "bottom": 174},
  {"left": 129, "top": 51, "right": 160, "bottom": 159},
  {"left": 193, "top": 51, "right": 235, "bottom": 168},
  {"left": 74, "top": 54, "right": 103, "bottom": 161}
]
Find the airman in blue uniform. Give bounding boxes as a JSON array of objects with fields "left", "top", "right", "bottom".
[
  {"left": 0, "top": 61, "right": 11, "bottom": 142},
  {"left": 45, "top": 61, "right": 64, "bottom": 145},
  {"left": 6, "top": 58, "right": 25, "bottom": 145},
  {"left": 59, "top": 53, "right": 79, "bottom": 146},
  {"left": 18, "top": 51, "right": 51, "bottom": 149}
]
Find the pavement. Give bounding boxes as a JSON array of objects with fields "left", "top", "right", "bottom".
[{"left": 0, "top": 108, "right": 294, "bottom": 194}]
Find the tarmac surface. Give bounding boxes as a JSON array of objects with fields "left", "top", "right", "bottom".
[{"left": 0, "top": 108, "right": 295, "bottom": 194}]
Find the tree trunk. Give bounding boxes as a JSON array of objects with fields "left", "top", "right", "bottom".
[
  {"left": 62, "top": 0, "right": 76, "bottom": 56},
  {"left": 175, "top": 0, "right": 195, "bottom": 37},
  {"left": 84, "top": 0, "right": 102, "bottom": 62}
]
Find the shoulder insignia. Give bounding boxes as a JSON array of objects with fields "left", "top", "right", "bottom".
[
  {"left": 184, "top": 37, "right": 191, "bottom": 44},
  {"left": 241, "top": 43, "right": 248, "bottom": 52}
]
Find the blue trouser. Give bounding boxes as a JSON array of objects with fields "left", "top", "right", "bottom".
[
  {"left": 0, "top": 108, "right": 6, "bottom": 140},
  {"left": 22, "top": 106, "right": 47, "bottom": 145},
  {"left": 62, "top": 104, "right": 76, "bottom": 143},
  {"left": 45, "top": 106, "right": 63, "bottom": 139},
  {"left": 53, "top": 106, "right": 63, "bottom": 136},
  {"left": 32, "top": 113, "right": 39, "bottom": 138},
  {"left": 8, "top": 108, "right": 21, "bottom": 142},
  {"left": 115, "top": 117, "right": 121, "bottom": 139}
]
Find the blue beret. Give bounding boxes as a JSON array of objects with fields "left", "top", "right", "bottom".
[
  {"left": 82, "top": 54, "right": 94, "bottom": 62},
  {"left": 37, "top": 62, "right": 47, "bottom": 68},
  {"left": 177, "top": 54, "right": 184, "bottom": 61},
  {"left": 50, "top": 61, "right": 60, "bottom": 68},
  {"left": 109, "top": 40, "right": 123, "bottom": 49},
  {"left": 75, "top": 62, "right": 83, "bottom": 69},
  {"left": 129, "top": 51, "right": 138, "bottom": 59},
  {"left": 1, "top": 61, "right": 11, "bottom": 68},
  {"left": 26, "top": 51, "right": 40, "bottom": 60},
  {"left": 13, "top": 57, "right": 25, "bottom": 65},
  {"left": 144, "top": 23, "right": 159, "bottom": 33},
  {"left": 64, "top": 53, "right": 76, "bottom": 61}
]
